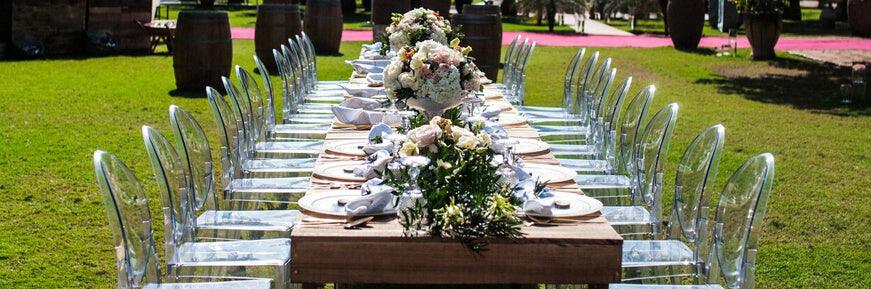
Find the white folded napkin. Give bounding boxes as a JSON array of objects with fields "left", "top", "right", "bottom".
[
  {"left": 479, "top": 105, "right": 502, "bottom": 119},
  {"left": 368, "top": 123, "right": 394, "bottom": 141},
  {"left": 337, "top": 83, "right": 386, "bottom": 98},
  {"left": 340, "top": 97, "right": 382, "bottom": 110},
  {"left": 332, "top": 106, "right": 384, "bottom": 125},
  {"left": 366, "top": 73, "right": 384, "bottom": 84},
  {"left": 524, "top": 198, "right": 554, "bottom": 217},
  {"left": 345, "top": 59, "right": 391, "bottom": 74},
  {"left": 360, "top": 43, "right": 391, "bottom": 60},
  {"left": 362, "top": 142, "right": 394, "bottom": 156},
  {"left": 353, "top": 150, "right": 392, "bottom": 180},
  {"left": 346, "top": 178, "right": 396, "bottom": 216}
]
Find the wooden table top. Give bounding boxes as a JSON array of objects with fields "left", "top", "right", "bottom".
[{"left": 291, "top": 89, "right": 623, "bottom": 285}]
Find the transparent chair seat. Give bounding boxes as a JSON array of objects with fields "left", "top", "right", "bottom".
[
  {"left": 295, "top": 107, "right": 334, "bottom": 115},
  {"left": 230, "top": 177, "right": 309, "bottom": 193},
  {"left": 242, "top": 158, "right": 315, "bottom": 176},
  {"left": 609, "top": 284, "right": 722, "bottom": 289},
  {"left": 143, "top": 280, "right": 272, "bottom": 289},
  {"left": 558, "top": 158, "right": 612, "bottom": 173},
  {"left": 173, "top": 239, "right": 291, "bottom": 267},
  {"left": 306, "top": 90, "right": 346, "bottom": 99},
  {"left": 602, "top": 206, "right": 652, "bottom": 226},
  {"left": 622, "top": 240, "right": 694, "bottom": 268},
  {"left": 533, "top": 124, "right": 590, "bottom": 134},
  {"left": 550, "top": 143, "right": 598, "bottom": 158},
  {"left": 526, "top": 117, "right": 586, "bottom": 126},
  {"left": 284, "top": 113, "right": 334, "bottom": 123},
  {"left": 574, "top": 174, "right": 631, "bottom": 188},
  {"left": 196, "top": 210, "right": 299, "bottom": 232},
  {"left": 516, "top": 105, "right": 564, "bottom": 113},
  {"left": 255, "top": 140, "right": 323, "bottom": 156},
  {"left": 271, "top": 124, "right": 329, "bottom": 139}
]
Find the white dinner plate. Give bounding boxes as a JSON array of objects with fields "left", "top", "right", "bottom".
[
  {"left": 522, "top": 163, "right": 578, "bottom": 184},
  {"left": 498, "top": 114, "right": 529, "bottom": 127},
  {"left": 524, "top": 191, "right": 604, "bottom": 218},
  {"left": 324, "top": 140, "right": 368, "bottom": 157},
  {"left": 298, "top": 190, "right": 397, "bottom": 217},
  {"left": 312, "top": 161, "right": 367, "bottom": 182},
  {"left": 510, "top": 138, "right": 551, "bottom": 156}
]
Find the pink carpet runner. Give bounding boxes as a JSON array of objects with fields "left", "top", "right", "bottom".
[{"left": 230, "top": 28, "right": 871, "bottom": 51}]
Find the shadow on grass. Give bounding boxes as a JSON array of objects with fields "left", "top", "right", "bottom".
[
  {"left": 1, "top": 50, "right": 170, "bottom": 62},
  {"left": 697, "top": 57, "right": 870, "bottom": 116},
  {"left": 168, "top": 88, "right": 209, "bottom": 98}
]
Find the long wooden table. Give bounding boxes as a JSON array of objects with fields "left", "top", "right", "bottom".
[{"left": 291, "top": 87, "right": 623, "bottom": 286}]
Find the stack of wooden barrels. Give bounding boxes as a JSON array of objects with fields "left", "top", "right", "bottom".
[
  {"left": 371, "top": 0, "right": 411, "bottom": 39},
  {"left": 173, "top": 10, "right": 233, "bottom": 91},
  {"left": 452, "top": 4, "right": 502, "bottom": 80},
  {"left": 255, "top": 1, "right": 301, "bottom": 73}
]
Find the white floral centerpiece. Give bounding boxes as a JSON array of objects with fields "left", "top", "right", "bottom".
[
  {"left": 383, "top": 39, "right": 488, "bottom": 118},
  {"left": 378, "top": 8, "right": 459, "bottom": 54}
]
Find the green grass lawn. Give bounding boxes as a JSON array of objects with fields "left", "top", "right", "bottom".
[
  {"left": 1, "top": 41, "right": 870, "bottom": 288},
  {"left": 608, "top": 8, "right": 854, "bottom": 37},
  {"left": 157, "top": 4, "right": 577, "bottom": 33}
]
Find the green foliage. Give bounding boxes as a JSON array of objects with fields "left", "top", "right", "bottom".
[
  {"left": 383, "top": 116, "right": 524, "bottom": 251},
  {"left": 731, "top": 0, "right": 790, "bottom": 15}
]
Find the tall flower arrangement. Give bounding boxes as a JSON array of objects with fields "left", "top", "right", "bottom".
[
  {"left": 378, "top": 8, "right": 461, "bottom": 54},
  {"left": 383, "top": 39, "right": 488, "bottom": 118}
]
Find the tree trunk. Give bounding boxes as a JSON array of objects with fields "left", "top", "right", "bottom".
[
  {"left": 659, "top": 0, "right": 669, "bottom": 35},
  {"left": 785, "top": 0, "right": 802, "bottom": 21},
  {"left": 546, "top": 0, "right": 556, "bottom": 32},
  {"left": 536, "top": 5, "right": 543, "bottom": 25}
]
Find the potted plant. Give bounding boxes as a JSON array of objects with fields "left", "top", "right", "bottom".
[
  {"left": 848, "top": 0, "right": 871, "bottom": 37},
  {"left": 733, "top": 0, "right": 788, "bottom": 60}
]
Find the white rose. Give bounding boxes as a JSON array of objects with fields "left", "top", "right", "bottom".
[
  {"left": 476, "top": 132, "right": 492, "bottom": 147},
  {"left": 407, "top": 124, "right": 442, "bottom": 147},
  {"left": 456, "top": 134, "right": 479, "bottom": 150}
]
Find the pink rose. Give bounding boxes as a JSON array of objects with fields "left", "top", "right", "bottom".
[{"left": 407, "top": 124, "right": 443, "bottom": 147}]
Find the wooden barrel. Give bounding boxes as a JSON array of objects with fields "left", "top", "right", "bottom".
[
  {"left": 462, "top": 4, "right": 500, "bottom": 16},
  {"left": 173, "top": 10, "right": 232, "bottom": 91},
  {"left": 451, "top": 14, "right": 501, "bottom": 79},
  {"left": 416, "top": 0, "right": 451, "bottom": 17},
  {"left": 304, "top": 0, "right": 343, "bottom": 54},
  {"left": 255, "top": 4, "right": 301, "bottom": 73},
  {"left": 848, "top": 0, "right": 871, "bottom": 37},
  {"left": 461, "top": 4, "right": 502, "bottom": 38},
  {"left": 372, "top": 0, "right": 411, "bottom": 25}
]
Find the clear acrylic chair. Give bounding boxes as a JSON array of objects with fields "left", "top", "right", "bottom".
[
  {"left": 600, "top": 103, "right": 679, "bottom": 237},
  {"left": 549, "top": 75, "right": 631, "bottom": 160},
  {"left": 614, "top": 153, "right": 774, "bottom": 289},
  {"left": 282, "top": 44, "right": 341, "bottom": 111},
  {"left": 271, "top": 48, "right": 336, "bottom": 123},
  {"left": 93, "top": 150, "right": 274, "bottom": 289},
  {"left": 93, "top": 150, "right": 292, "bottom": 289},
  {"left": 497, "top": 35, "right": 522, "bottom": 89},
  {"left": 235, "top": 66, "right": 329, "bottom": 141},
  {"left": 567, "top": 85, "right": 655, "bottom": 204},
  {"left": 206, "top": 87, "right": 311, "bottom": 206},
  {"left": 522, "top": 50, "right": 599, "bottom": 125},
  {"left": 297, "top": 33, "right": 344, "bottom": 91},
  {"left": 534, "top": 58, "right": 613, "bottom": 144},
  {"left": 501, "top": 38, "right": 529, "bottom": 100},
  {"left": 516, "top": 48, "right": 585, "bottom": 116},
  {"left": 618, "top": 124, "right": 724, "bottom": 281},
  {"left": 220, "top": 78, "right": 319, "bottom": 178},
  {"left": 169, "top": 107, "right": 301, "bottom": 238},
  {"left": 509, "top": 41, "right": 536, "bottom": 105}
]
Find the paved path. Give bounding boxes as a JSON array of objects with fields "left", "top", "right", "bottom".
[
  {"left": 230, "top": 28, "right": 871, "bottom": 51},
  {"left": 561, "top": 13, "right": 634, "bottom": 36}
]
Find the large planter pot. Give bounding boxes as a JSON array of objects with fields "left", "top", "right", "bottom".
[
  {"left": 848, "top": 0, "right": 871, "bottom": 37},
  {"left": 745, "top": 14, "right": 782, "bottom": 60},
  {"left": 666, "top": 0, "right": 705, "bottom": 50}
]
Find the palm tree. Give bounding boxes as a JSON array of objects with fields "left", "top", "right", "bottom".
[{"left": 515, "top": 0, "right": 590, "bottom": 32}]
